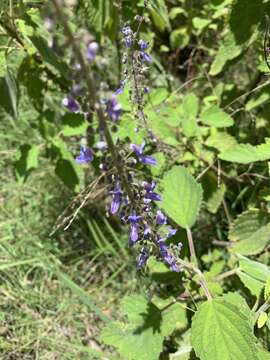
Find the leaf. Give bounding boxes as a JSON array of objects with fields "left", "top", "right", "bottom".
[
  {"left": 229, "top": 209, "right": 270, "bottom": 255},
  {"left": 257, "top": 312, "right": 268, "bottom": 329},
  {"left": 257, "top": 348, "right": 270, "bottom": 360},
  {"left": 101, "top": 294, "right": 187, "bottom": 360},
  {"left": 265, "top": 278, "right": 270, "bottom": 300},
  {"left": 191, "top": 293, "right": 259, "bottom": 360},
  {"left": 61, "top": 113, "right": 88, "bottom": 136},
  {"left": 179, "top": 93, "right": 199, "bottom": 137},
  {"left": 170, "top": 27, "right": 190, "bottom": 49},
  {"left": 15, "top": 144, "right": 40, "bottom": 182},
  {"left": 0, "top": 70, "right": 18, "bottom": 118},
  {"left": 192, "top": 17, "right": 211, "bottom": 33},
  {"left": 201, "top": 105, "right": 234, "bottom": 127},
  {"left": 147, "top": 110, "right": 179, "bottom": 146},
  {"left": 205, "top": 131, "right": 237, "bottom": 152},
  {"left": 160, "top": 166, "right": 203, "bottom": 229},
  {"left": 219, "top": 138, "right": 270, "bottom": 163},
  {"left": 209, "top": 32, "right": 243, "bottom": 76},
  {"left": 55, "top": 159, "right": 80, "bottom": 192},
  {"left": 149, "top": 0, "right": 171, "bottom": 32},
  {"left": 237, "top": 256, "right": 270, "bottom": 297},
  {"left": 207, "top": 183, "right": 226, "bottom": 214}
]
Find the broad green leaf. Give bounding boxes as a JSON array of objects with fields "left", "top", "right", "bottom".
[
  {"left": 61, "top": 113, "right": 88, "bottom": 136},
  {"left": 15, "top": 144, "right": 40, "bottom": 182},
  {"left": 160, "top": 166, "right": 203, "bottom": 229},
  {"left": 101, "top": 294, "right": 187, "bottom": 360},
  {"left": 245, "top": 92, "right": 270, "bottom": 111},
  {"left": 179, "top": 93, "right": 199, "bottom": 137},
  {"left": 201, "top": 105, "right": 234, "bottom": 127},
  {"left": 237, "top": 256, "right": 270, "bottom": 297},
  {"left": 229, "top": 210, "right": 270, "bottom": 255},
  {"left": 115, "top": 114, "right": 147, "bottom": 144},
  {"left": 206, "top": 183, "right": 226, "bottom": 214},
  {"left": 258, "top": 348, "right": 270, "bottom": 360},
  {"left": 192, "top": 17, "right": 211, "bottom": 33},
  {"left": 148, "top": 88, "right": 169, "bottom": 105},
  {"left": 205, "top": 131, "right": 237, "bottom": 152},
  {"left": 147, "top": 110, "right": 179, "bottom": 145},
  {"left": 265, "top": 278, "right": 270, "bottom": 300},
  {"left": 55, "top": 159, "right": 80, "bottom": 192},
  {"left": 219, "top": 139, "right": 270, "bottom": 163},
  {"left": 191, "top": 293, "right": 259, "bottom": 360},
  {"left": 209, "top": 32, "right": 243, "bottom": 76},
  {"left": 170, "top": 27, "right": 189, "bottom": 49}
]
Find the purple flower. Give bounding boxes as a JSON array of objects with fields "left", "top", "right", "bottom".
[
  {"left": 110, "top": 186, "right": 122, "bottom": 215},
  {"left": 167, "top": 227, "right": 177, "bottom": 238},
  {"left": 138, "top": 39, "right": 148, "bottom": 50},
  {"left": 158, "top": 238, "right": 180, "bottom": 272},
  {"left": 86, "top": 42, "right": 99, "bottom": 60},
  {"left": 107, "top": 96, "right": 122, "bottom": 121},
  {"left": 136, "top": 247, "right": 149, "bottom": 270},
  {"left": 62, "top": 96, "right": 80, "bottom": 113},
  {"left": 143, "top": 225, "right": 151, "bottom": 238},
  {"left": 75, "top": 145, "right": 93, "bottom": 164},
  {"left": 115, "top": 80, "right": 125, "bottom": 95},
  {"left": 156, "top": 210, "right": 167, "bottom": 225},
  {"left": 128, "top": 214, "right": 142, "bottom": 246},
  {"left": 122, "top": 26, "right": 132, "bottom": 36},
  {"left": 143, "top": 181, "right": 161, "bottom": 202},
  {"left": 96, "top": 141, "right": 107, "bottom": 150},
  {"left": 130, "top": 142, "right": 157, "bottom": 165},
  {"left": 140, "top": 51, "right": 152, "bottom": 62},
  {"left": 144, "top": 86, "right": 150, "bottom": 94}
]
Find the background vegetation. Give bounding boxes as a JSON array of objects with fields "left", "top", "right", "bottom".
[{"left": 1, "top": 0, "right": 270, "bottom": 359}]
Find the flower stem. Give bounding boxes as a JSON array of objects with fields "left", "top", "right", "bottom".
[{"left": 51, "top": 0, "right": 134, "bottom": 203}]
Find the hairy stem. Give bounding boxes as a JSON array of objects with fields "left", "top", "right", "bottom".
[{"left": 51, "top": 0, "right": 134, "bottom": 203}]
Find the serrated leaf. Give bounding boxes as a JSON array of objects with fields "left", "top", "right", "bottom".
[
  {"left": 101, "top": 294, "right": 186, "bottom": 360},
  {"left": 205, "top": 131, "right": 237, "bottom": 152},
  {"left": 160, "top": 166, "right": 203, "bottom": 229},
  {"left": 257, "top": 312, "right": 268, "bottom": 329},
  {"left": 219, "top": 139, "right": 270, "bottom": 163},
  {"left": 191, "top": 293, "right": 259, "bottom": 360},
  {"left": 61, "top": 113, "right": 88, "bottom": 136},
  {"left": 237, "top": 256, "right": 270, "bottom": 297},
  {"left": 201, "top": 105, "right": 234, "bottom": 127},
  {"left": 229, "top": 210, "right": 270, "bottom": 255},
  {"left": 15, "top": 144, "right": 40, "bottom": 182},
  {"left": 147, "top": 110, "right": 179, "bottom": 145}
]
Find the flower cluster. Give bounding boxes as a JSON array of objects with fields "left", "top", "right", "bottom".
[{"left": 56, "top": 12, "right": 182, "bottom": 273}]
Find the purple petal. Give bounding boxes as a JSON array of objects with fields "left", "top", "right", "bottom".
[
  {"left": 141, "top": 51, "right": 152, "bottom": 62},
  {"left": 156, "top": 210, "right": 167, "bottom": 225},
  {"left": 138, "top": 39, "right": 148, "bottom": 50},
  {"left": 130, "top": 143, "right": 142, "bottom": 155},
  {"left": 111, "top": 193, "right": 121, "bottom": 214},
  {"left": 122, "top": 26, "right": 132, "bottom": 36},
  {"left": 145, "top": 192, "right": 161, "bottom": 201},
  {"left": 86, "top": 42, "right": 99, "bottom": 60},
  {"left": 75, "top": 146, "right": 93, "bottom": 164},
  {"left": 136, "top": 248, "right": 149, "bottom": 270},
  {"left": 139, "top": 155, "right": 157, "bottom": 165},
  {"left": 62, "top": 96, "right": 80, "bottom": 113},
  {"left": 129, "top": 224, "right": 139, "bottom": 244},
  {"left": 167, "top": 227, "right": 177, "bottom": 238}
]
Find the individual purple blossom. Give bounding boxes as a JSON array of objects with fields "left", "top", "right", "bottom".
[
  {"left": 128, "top": 214, "right": 142, "bottom": 246},
  {"left": 110, "top": 186, "right": 122, "bottom": 215},
  {"left": 107, "top": 95, "right": 122, "bottom": 121},
  {"left": 143, "top": 225, "right": 151, "bottom": 238},
  {"left": 130, "top": 142, "right": 157, "bottom": 165},
  {"left": 62, "top": 96, "right": 80, "bottom": 113},
  {"left": 115, "top": 80, "right": 125, "bottom": 95},
  {"left": 143, "top": 181, "right": 161, "bottom": 202},
  {"left": 122, "top": 26, "right": 132, "bottom": 36},
  {"left": 75, "top": 145, "right": 93, "bottom": 164},
  {"left": 136, "top": 247, "right": 149, "bottom": 270},
  {"left": 140, "top": 51, "right": 152, "bottom": 62},
  {"left": 156, "top": 210, "right": 167, "bottom": 225},
  {"left": 138, "top": 39, "right": 148, "bottom": 50},
  {"left": 158, "top": 238, "right": 180, "bottom": 272},
  {"left": 167, "top": 227, "right": 177, "bottom": 238},
  {"left": 143, "top": 86, "right": 150, "bottom": 94},
  {"left": 86, "top": 42, "right": 99, "bottom": 60}
]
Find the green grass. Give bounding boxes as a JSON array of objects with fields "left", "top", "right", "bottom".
[{"left": 0, "top": 113, "right": 135, "bottom": 359}]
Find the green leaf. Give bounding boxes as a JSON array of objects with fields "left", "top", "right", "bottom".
[
  {"left": 258, "top": 348, "right": 270, "bottom": 360},
  {"left": 179, "top": 93, "right": 199, "bottom": 137},
  {"left": 61, "top": 113, "right": 88, "bottom": 136},
  {"left": 192, "top": 17, "right": 211, "bottom": 33},
  {"left": 149, "top": 0, "right": 171, "bottom": 32},
  {"left": 201, "top": 105, "right": 234, "bottom": 127},
  {"left": 209, "top": 32, "right": 243, "bottom": 76},
  {"left": 205, "top": 131, "right": 237, "bottom": 152},
  {"left": 265, "top": 278, "right": 270, "bottom": 300},
  {"left": 257, "top": 312, "right": 268, "bottom": 329},
  {"left": 218, "top": 138, "right": 270, "bottom": 163},
  {"left": 206, "top": 183, "right": 226, "bottom": 214},
  {"left": 170, "top": 27, "right": 190, "bottom": 49},
  {"left": 160, "top": 166, "right": 203, "bottom": 229},
  {"left": 15, "top": 144, "right": 40, "bottom": 182},
  {"left": 147, "top": 110, "right": 179, "bottom": 145},
  {"left": 229, "top": 209, "right": 270, "bottom": 255},
  {"left": 101, "top": 294, "right": 187, "bottom": 360},
  {"left": 55, "top": 159, "right": 80, "bottom": 192},
  {"left": 237, "top": 256, "right": 270, "bottom": 297},
  {"left": 191, "top": 294, "right": 259, "bottom": 360}
]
